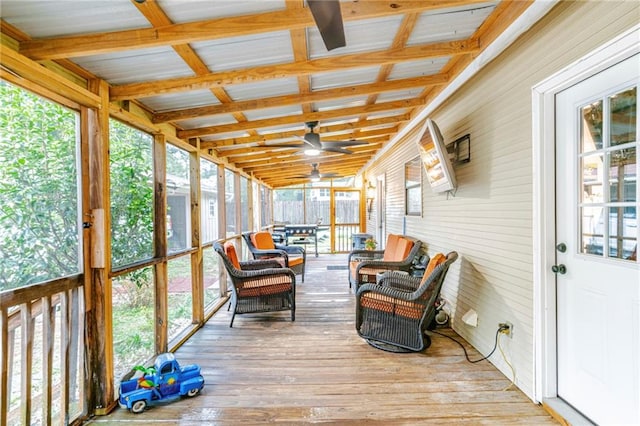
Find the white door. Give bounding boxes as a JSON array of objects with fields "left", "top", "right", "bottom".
[{"left": 555, "top": 54, "right": 639, "bottom": 425}]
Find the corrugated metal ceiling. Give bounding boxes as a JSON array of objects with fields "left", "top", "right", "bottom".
[{"left": 0, "top": 0, "right": 532, "bottom": 187}]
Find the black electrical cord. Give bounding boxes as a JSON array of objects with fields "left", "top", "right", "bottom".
[{"left": 431, "top": 326, "right": 504, "bottom": 364}]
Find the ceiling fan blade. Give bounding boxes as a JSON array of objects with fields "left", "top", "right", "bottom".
[
  {"left": 320, "top": 140, "right": 367, "bottom": 148},
  {"left": 260, "top": 142, "right": 306, "bottom": 148},
  {"left": 320, "top": 173, "right": 340, "bottom": 178},
  {"left": 294, "top": 135, "right": 319, "bottom": 148},
  {"left": 322, "top": 147, "right": 353, "bottom": 154},
  {"left": 308, "top": 0, "right": 346, "bottom": 51}
]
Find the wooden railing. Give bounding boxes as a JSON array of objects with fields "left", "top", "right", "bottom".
[
  {"left": 334, "top": 223, "right": 360, "bottom": 252},
  {"left": 1, "top": 276, "right": 86, "bottom": 426}
]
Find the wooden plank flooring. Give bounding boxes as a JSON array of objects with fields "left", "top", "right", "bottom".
[{"left": 90, "top": 254, "right": 557, "bottom": 425}]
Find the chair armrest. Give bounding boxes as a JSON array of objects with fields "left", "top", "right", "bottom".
[
  {"left": 275, "top": 243, "right": 306, "bottom": 258},
  {"left": 235, "top": 266, "right": 296, "bottom": 282},
  {"left": 356, "top": 282, "right": 418, "bottom": 302},
  {"left": 377, "top": 271, "right": 422, "bottom": 292},
  {"left": 348, "top": 249, "right": 383, "bottom": 263},
  {"left": 354, "top": 258, "right": 412, "bottom": 274},
  {"left": 250, "top": 248, "right": 290, "bottom": 261},
  {"left": 240, "top": 259, "right": 284, "bottom": 270}
]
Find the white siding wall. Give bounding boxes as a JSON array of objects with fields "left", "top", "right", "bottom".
[{"left": 364, "top": 0, "right": 639, "bottom": 400}]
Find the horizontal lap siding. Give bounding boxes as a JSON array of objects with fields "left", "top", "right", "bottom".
[{"left": 365, "top": 0, "right": 639, "bottom": 400}]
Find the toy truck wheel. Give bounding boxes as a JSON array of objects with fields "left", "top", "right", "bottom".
[
  {"left": 186, "top": 388, "right": 200, "bottom": 397},
  {"left": 130, "top": 400, "right": 147, "bottom": 414}
]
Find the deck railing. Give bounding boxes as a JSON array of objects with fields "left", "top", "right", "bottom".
[{"left": 1, "top": 276, "right": 86, "bottom": 426}]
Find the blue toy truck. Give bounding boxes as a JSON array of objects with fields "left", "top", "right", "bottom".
[{"left": 118, "top": 352, "right": 204, "bottom": 414}]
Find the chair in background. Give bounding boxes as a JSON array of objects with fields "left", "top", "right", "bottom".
[
  {"left": 355, "top": 251, "right": 458, "bottom": 352},
  {"left": 242, "top": 231, "right": 306, "bottom": 283},
  {"left": 214, "top": 241, "right": 296, "bottom": 327},
  {"left": 348, "top": 234, "right": 422, "bottom": 290}
]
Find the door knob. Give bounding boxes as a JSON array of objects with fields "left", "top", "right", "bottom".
[
  {"left": 556, "top": 243, "right": 566, "bottom": 253},
  {"left": 551, "top": 264, "right": 567, "bottom": 274}
]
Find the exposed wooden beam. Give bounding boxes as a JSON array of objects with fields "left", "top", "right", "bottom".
[
  {"left": 179, "top": 98, "right": 423, "bottom": 138},
  {"left": 110, "top": 39, "right": 477, "bottom": 101},
  {"left": 200, "top": 114, "right": 409, "bottom": 148},
  {"left": 356, "top": 12, "right": 420, "bottom": 126},
  {"left": 131, "top": 0, "right": 259, "bottom": 138},
  {"left": 0, "top": 47, "right": 101, "bottom": 108},
  {"left": 19, "top": 1, "right": 488, "bottom": 60},
  {"left": 152, "top": 74, "right": 446, "bottom": 123}
]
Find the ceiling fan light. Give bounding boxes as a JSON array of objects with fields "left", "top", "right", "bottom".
[
  {"left": 310, "top": 176, "right": 321, "bottom": 182},
  {"left": 305, "top": 149, "right": 320, "bottom": 156}
]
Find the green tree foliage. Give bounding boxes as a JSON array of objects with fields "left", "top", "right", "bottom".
[
  {"left": 0, "top": 81, "right": 79, "bottom": 291},
  {"left": 0, "top": 82, "right": 156, "bottom": 291},
  {"left": 109, "top": 120, "right": 154, "bottom": 269}
]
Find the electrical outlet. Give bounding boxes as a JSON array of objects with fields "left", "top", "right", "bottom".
[{"left": 499, "top": 322, "right": 513, "bottom": 338}]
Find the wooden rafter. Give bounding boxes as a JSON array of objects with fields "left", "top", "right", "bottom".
[
  {"left": 19, "top": 1, "right": 489, "bottom": 60},
  {"left": 110, "top": 39, "right": 477, "bottom": 100}
]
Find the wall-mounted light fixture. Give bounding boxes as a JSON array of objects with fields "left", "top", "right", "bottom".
[
  {"left": 446, "top": 134, "right": 471, "bottom": 164},
  {"left": 366, "top": 181, "right": 376, "bottom": 218}
]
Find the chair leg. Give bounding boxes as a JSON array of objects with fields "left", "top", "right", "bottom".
[{"left": 290, "top": 294, "right": 295, "bottom": 322}]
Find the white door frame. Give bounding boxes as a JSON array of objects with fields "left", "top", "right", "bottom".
[{"left": 532, "top": 24, "right": 639, "bottom": 404}]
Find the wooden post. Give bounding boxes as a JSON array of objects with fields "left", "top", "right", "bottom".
[
  {"left": 84, "top": 79, "right": 115, "bottom": 415},
  {"left": 153, "top": 134, "right": 169, "bottom": 354},
  {"left": 217, "top": 165, "right": 228, "bottom": 297},
  {"left": 190, "top": 138, "right": 204, "bottom": 324}
]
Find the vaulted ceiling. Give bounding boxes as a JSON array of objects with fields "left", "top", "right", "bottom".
[{"left": 1, "top": 0, "right": 533, "bottom": 187}]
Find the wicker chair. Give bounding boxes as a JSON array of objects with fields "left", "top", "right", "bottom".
[
  {"left": 214, "top": 241, "right": 296, "bottom": 327},
  {"left": 355, "top": 251, "right": 458, "bottom": 352},
  {"left": 242, "top": 231, "right": 306, "bottom": 282},
  {"left": 348, "top": 234, "right": 422, "bottom": 290}
]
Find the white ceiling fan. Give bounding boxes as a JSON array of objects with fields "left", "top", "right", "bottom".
[
  {"left": 267, "top": 121, "right": 366, "bottom": 156},
  {"left": 293, "top": 163, "right": 341, "bottom": 182}
]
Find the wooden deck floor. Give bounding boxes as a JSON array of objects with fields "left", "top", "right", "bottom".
[{"left": 90, "top": 254, "right": 557, "bottom": 425}]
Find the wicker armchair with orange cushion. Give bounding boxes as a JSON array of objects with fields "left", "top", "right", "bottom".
[
  {"left": 355, "top": 251, "right": 458, "bottom": 352},
  {"left": 214, "top": 241, "right": 296, "bottom": 327},
  {"left": 242, "top": 231, "right": 306, "bottom": 283},
  {"left": 348, "top": 234, "right": 422, "bottom": 290}
]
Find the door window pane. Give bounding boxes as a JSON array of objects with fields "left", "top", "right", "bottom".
[
  {"left": 608, "top": 147, "right": 636, "bottom": 203},
  {"left": 608, "top": 206, "right": 636, "bottom": 260},
  {"left": 581, "top": 100, "right": 603, "bottom": 152},
  {"left": 0, "top": 81, "right": 81, "bottom": 290},
  {"left": 579, "top": 86, "right": 637, "bottom": 262},
  {"left": 609, "top": 87, "right": 636, "bottom": 147},
  {"left": 581, "top": 154, "right": 604, "bottom": 203}
]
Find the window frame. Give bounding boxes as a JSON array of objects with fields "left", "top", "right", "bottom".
[{"left": 405, "top": 156, "right": 423, "bottom": 216}]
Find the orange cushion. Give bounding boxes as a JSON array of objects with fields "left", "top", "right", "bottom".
[
  {"left": 360, "top": 293, "right": 424, "bottom": 320},
  {"left": 382, "top": 234, "right": 400, "bottom": 261},
  {"left": 423, "top": 253, "right": 447, "bottom": 279},
  {"left": 394, "top": 238, "right": 413, "bottom": 261},
  {"left": 251, "top": 231, "right": 275, "bottom": 250},
  {"left": 415, "top": 254, "right": 447, "bottom": 301},
  {"left": 224, "top": 241, "right": 240, "bottom": 269},
  {"left": 238, "top": 276, "right": 292, "bottom": 297}
]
